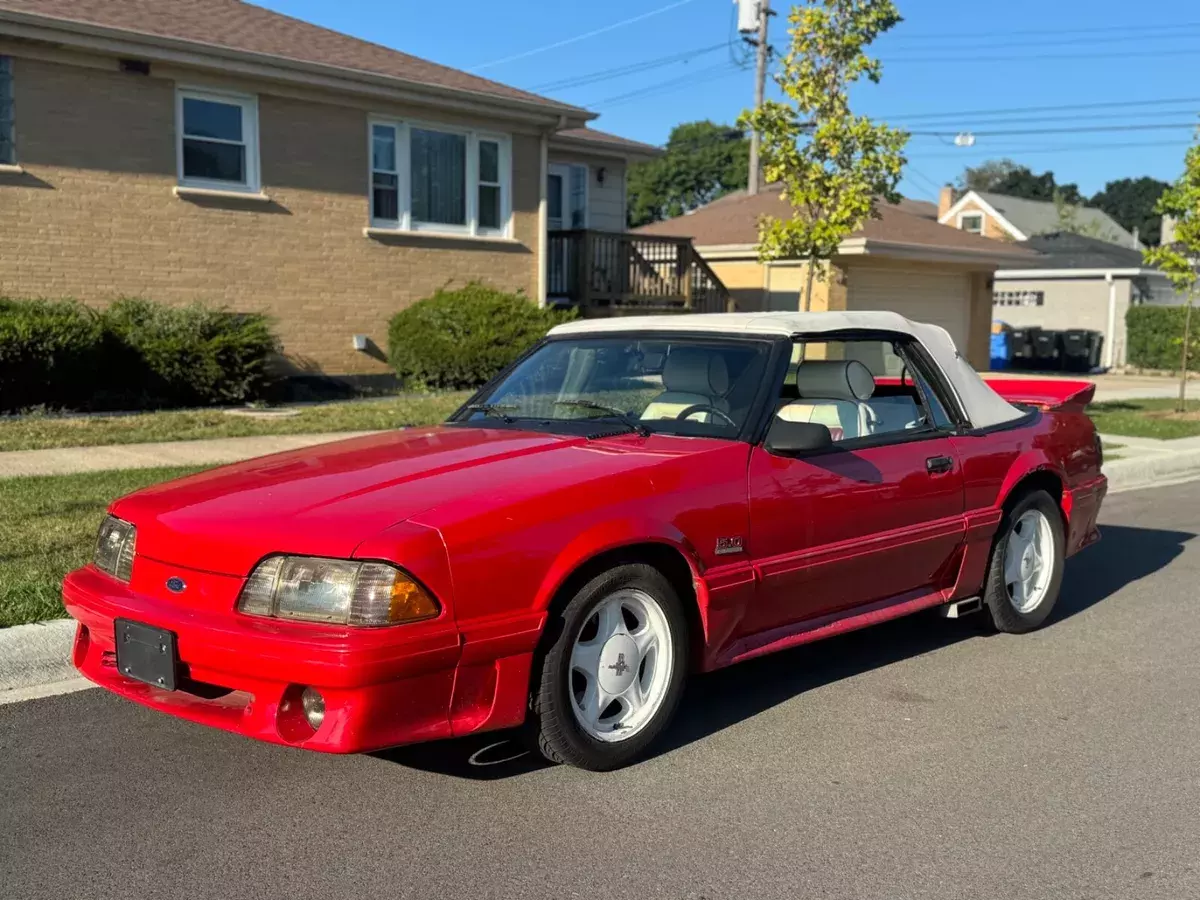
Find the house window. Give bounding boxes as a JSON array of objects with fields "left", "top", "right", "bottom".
[
  {"left": 369, "top": 119, "right": 511, "bottom": 237},
  {"left": 993, "top": 290, "right": 1044, "bottom": 307},
  {"left": 177, "top": 88, "right": 259, "bottom": 191},
  {"left": 0, "top": 56, "right": 14, "bottom": 165},
  {"left": 959, "top": 212, "right": 984, "bottom": 234}
]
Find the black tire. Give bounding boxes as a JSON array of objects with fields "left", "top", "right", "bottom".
[
  {"left": 982, "top": 489, "right": 1065, "bottom": 634},
  {"left": 527, "top": 563, "right": 689, "bottom": 771}
]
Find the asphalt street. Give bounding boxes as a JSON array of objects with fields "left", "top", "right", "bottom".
[{"left": 3, "top": 482, "right": 1199, "bottom": 900}]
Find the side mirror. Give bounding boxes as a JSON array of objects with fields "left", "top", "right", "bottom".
[{"left": 765, "top": 419, "right": 833, "bottom": 456}]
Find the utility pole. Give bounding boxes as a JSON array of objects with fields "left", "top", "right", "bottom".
[{"left": 746, "top": 0, "right": 771, "bottom": 195}]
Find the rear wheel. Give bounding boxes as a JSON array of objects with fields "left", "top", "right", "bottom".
[
  {"left": 528, "top": 563, "right": 688, "bottom": 771},
  {"left": 982, "top": 489, "right": 1065, "bottom": 633}
]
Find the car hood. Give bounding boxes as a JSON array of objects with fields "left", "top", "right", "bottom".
[{"left": 112, "top": 426, "right": 706, "bottom": 576}]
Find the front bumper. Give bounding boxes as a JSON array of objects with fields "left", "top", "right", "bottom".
[{"left": 63, "top": 565, "right": 464, "bottom": 753}]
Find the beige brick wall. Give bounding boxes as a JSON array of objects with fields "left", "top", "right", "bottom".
[{"left": 0, "top": 54, "right": 542, "bottom": 376}]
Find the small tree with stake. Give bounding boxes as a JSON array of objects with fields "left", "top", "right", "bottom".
[
  {"left": 1144, "top": 128, "right": 1200, "bottom": 412},
  {"left": 739, "top": 0, "right": 908, "bottom": 311}
]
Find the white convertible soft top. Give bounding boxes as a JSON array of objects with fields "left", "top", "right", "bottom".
[{"left": 549, "top": 311, "right": 1024, "bottom": 429}]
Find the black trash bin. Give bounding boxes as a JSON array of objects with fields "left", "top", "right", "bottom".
[
  {"left": 1032, "top": 329, "right": 1064, "bottom": 371},
  {"left": 1061, "top": 329, "right": 1105, "bottom": 372},
  {"left": 1008, "top": 326, "right": 1040, "bottom": 370},
  {"left": 1061, "top": 329, "right": 1092, "bottom": 372}
]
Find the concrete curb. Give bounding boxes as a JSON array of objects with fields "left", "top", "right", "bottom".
[
  {"left": 0, "top": 619, "right": 90, "bottom": 705},
  {"left": 1103, "top": 448, "right": 1200, "bottom": 494}
]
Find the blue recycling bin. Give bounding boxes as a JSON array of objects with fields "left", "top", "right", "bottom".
[{"left": 989, "top": 325, "right": 1011, "bottom": 371}]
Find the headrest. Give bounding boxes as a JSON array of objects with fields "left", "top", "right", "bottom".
[
  {"left": 662, "top": 349, "right": 730, "bottom": 396},
  {"left": 794, "top": 360, "right": 875, "bottom": 402}
]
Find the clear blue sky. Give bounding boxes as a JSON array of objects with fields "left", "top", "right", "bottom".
[{"left": 258, "top": 0, "right": 1199, "bottom": 202}]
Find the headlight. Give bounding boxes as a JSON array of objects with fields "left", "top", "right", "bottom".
[
  {"left": 236, "top": 556, "right": 439, "bottom": 626},
  {"left": 95, "top": 515, "right": 136, "bottom": 582}
]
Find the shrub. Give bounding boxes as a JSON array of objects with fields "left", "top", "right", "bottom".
[
  {"left": 0, "top": 299, "right": 105, "bottom": 412},
  {"left": 387, "top": 283, "right": 575, "bottom": 389},
  {"left": 1126, "top": 304, "right": 1200, "bottom": 372},
  {"left": 0, "top": 298, "right": 280, "bottom": 413},
  {"left": 102, "top": 299, "right": 280, "bottom": 407}
]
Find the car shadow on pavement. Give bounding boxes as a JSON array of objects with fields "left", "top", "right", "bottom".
[{"left": 378, "top": 523, "right": 1192, "bottom": 780}]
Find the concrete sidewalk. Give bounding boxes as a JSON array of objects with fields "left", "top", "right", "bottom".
[{"left": 0, "top": 431, "right": 380, "bottom": 478}]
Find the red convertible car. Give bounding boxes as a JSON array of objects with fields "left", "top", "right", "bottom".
[{"left": 64, "top": 311, "right": 1106, "bottom": 770}]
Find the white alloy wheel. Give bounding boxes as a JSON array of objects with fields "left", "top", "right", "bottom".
[
  {"left": 1004, "top": 508, "right": 1056, "bottom": 614},
  {"left": 568, "top": 588, "right": 674, "bottom": 743}
]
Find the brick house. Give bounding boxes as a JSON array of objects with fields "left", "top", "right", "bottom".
[{"left": 0, "top": 0, "right": 665, "bottom": 378}]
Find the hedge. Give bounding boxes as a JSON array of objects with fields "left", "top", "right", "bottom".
[
  {"left": 388, "top": 283, "right": 575, "bottom": 389},
  {"left": 0, "top": 299, "right": 105, "bottom": 412},
  {"left": 1126, "top": 303, "right": 1200, "bottom": 372},
  {"left": 0, "top": 298, "right": 280, "bottom": 413}
]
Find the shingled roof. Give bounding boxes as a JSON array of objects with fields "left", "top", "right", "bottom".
[
  {"left": 0, "top": 0, "right": 589, "bottom": 115},
  {"left": 637, "top": 184, "right": 1038, "bottom": 261}
]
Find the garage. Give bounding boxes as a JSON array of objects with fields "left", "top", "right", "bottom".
[
  {"left": 846, "top": 265, "right": 972, "bottom": 352},
  {"left": 636, "top": 186, "right": 1037, "bottom": 370}
]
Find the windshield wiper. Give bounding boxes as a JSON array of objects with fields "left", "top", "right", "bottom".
[
  {"left": 463, "top": 403, "right": 519, "bottom": 424},
  {"left": 556, "top": 400, "right": 650, "bottom": 437}
]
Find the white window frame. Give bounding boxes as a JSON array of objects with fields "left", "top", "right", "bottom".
[
  {"left": 368, "top": 116, "right": 512, "bottom": 238},
  {"left": 957, "top": 211, "right": 984, "bottom": 234},
  {"left": 176, "top": 87, "right": 261, "bottom": 193}
]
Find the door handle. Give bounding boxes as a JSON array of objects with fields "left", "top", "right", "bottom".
[{"left": 926, "top": 455, "right": 954, "bottom": 475}]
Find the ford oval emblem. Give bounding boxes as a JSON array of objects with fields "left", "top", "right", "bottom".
[{"left": 165, "top": 577, "right": 186, "bottom": 593}]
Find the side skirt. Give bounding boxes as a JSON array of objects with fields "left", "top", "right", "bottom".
[{"left": 713, "top": 586, "right": 952, "bottom": 669}]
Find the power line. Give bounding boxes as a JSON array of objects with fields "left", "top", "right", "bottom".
[
  {"left": 898, "top": 109, "right": 1200, "bottom": 129},
  {"left": 879, "top": 96, "right": 1200, "bottom": 123},
  {"left": 906, "top": 139, "right": 1190, "bottom": 160},
  {"left": 470, "top": 0, "right": 697, "bottom": 72},
  {"left": 885, "top": 29, "right": 1200, "bottom": 53},
  {"left": 908, "top": 122, "right": 1199, "bottom": 138},
  {"left": 589, "top": 63, "right": 745, "bottom": 109},
  {"left": 891, "top": 20, "right": 1200, "bottom": 40},
  {"left": 883, "top": 47, "right": 1200, "bottom": 64},
  {"left": 529, "top": 43, "right": 728, "bottom": 93}
]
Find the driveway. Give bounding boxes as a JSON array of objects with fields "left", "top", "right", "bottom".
[{"left": 2, "top": 483, "right": 1198, "bottom": 900}]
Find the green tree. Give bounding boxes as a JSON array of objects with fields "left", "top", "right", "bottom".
[
  {"left": 1050, "top": 189, "right": 1114, "bottom": 240},
  {"left": 1090, "top": 176, "right": 1170, "bottom": 245},
  {"left": 626, "top": 121, "right": 749, "bottom": 227},
  {"left": 957, "top": 158, "right": 1022, "bottom": 193},
  {"left": 739, "top": 0, "right": 908, "bottom": 311},
  {"left": 958, "top": 160, "right": 1081, "bottom": 204},
  {"left": 1144, "top": 129, "right": 1200, "bottom": 411}
]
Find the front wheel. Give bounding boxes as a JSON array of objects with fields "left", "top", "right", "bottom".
[
  {"left": 528, "top": 563, "right": 689, "bottom": 771},
  {"left": 982, "top": 489, "right": 1065, "bottom": 633}
]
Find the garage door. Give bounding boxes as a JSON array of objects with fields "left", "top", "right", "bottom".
[{"left": 846, "top": 266, "right": 972, "bottom": 352}]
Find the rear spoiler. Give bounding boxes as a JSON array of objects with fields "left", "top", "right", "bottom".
[{"left": 983, "top": 378, "right": 1097, "bottom": 413}]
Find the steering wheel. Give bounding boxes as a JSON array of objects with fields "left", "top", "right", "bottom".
[{"left": 675, "top": 404, "right": 738, "bottom": 428}]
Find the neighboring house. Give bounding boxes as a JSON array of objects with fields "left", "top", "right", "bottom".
[
  {"left": 938, "top": 187, "right": 1138, "bottom": 248},
  {"left": 992, "top": 232, "right": 1184, "bottom": 368},
  {"left": 0, "top": 0, "right": 676, "bottom": 379},
  {"left": 636, "top": 184, "right": 1036, "bottom": 370}
]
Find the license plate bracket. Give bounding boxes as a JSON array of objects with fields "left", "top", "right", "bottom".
[{"left": 114, "top": 619, "right": 178, "bottom": 691}]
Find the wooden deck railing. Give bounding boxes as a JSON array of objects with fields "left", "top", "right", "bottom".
[{"left": 547, "top": 229, "right": 733, "bottom": 315}]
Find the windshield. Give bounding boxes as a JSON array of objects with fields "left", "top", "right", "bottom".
[{"left": 454, "top": 336, "right": 773, "bottom": 439}]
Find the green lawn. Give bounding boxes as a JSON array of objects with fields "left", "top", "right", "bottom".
[
  {"left": 1088, "top": 398, "right": 1200, "bottom": 440},
  {"left": 0, "top": 392, "right": 471, "bottom": 452},
  {"left": 0, "top": 467, "right": 202, "bottom": 627}
]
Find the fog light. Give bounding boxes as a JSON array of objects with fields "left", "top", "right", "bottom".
[{"left": 301, "top": 687, "right": 325, "bottom": 730}]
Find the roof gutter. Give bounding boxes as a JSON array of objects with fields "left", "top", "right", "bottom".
[
  {"left": 547, "top": 132, "right": 662, "bottom": 162},
  {"left": 0, "top": 8, "right": 595, "bottom": 128},
  {"left": 994, "top": 267, "right": 1159, "bottom": 279}
]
